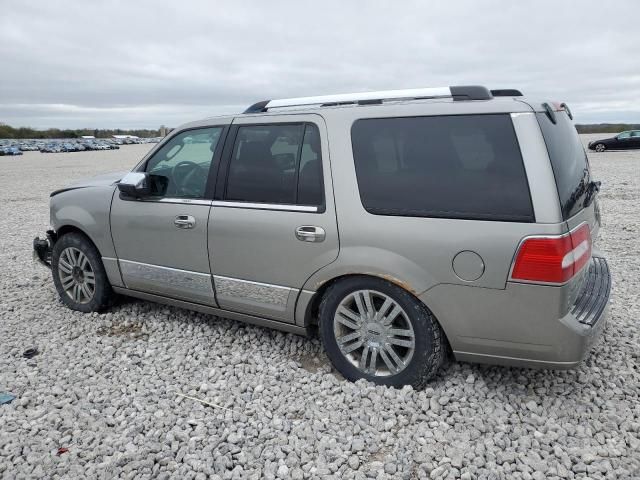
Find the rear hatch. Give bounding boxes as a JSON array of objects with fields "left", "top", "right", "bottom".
[{"left": 535, "top": 105, "right": 602, "bottom": 307}]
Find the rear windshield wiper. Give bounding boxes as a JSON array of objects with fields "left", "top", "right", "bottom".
[{"left": 583, "top": 180, "right": 601, "bottom": 208}]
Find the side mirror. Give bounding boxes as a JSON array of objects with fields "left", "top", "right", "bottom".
[{"left": 117, "top": 172, "right": 151, "bottom": 198}]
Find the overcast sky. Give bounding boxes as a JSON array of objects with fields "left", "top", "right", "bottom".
[{"left": 1, "top": 0, "right": 638, "bottom": 129}]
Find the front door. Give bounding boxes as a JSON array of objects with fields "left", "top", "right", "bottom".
[
  {"left": 111, "top": 125, "right": 227, "bottom": 305},
  {"left": 208, "top": 114, "right": 339, "bottom": 323}
]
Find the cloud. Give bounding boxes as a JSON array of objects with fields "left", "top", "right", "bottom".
[{"left": 1, "top": 0, "right": 638, "bottom": 128}]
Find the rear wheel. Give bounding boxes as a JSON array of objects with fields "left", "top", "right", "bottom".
[
  {"left": 595, "top": 143, "right": 606, "bottom": 152},
  {"left": 319, "top": 276, "right": 445, "bottom": 389},
  {"left": 52, "top": 232, "right": 114, "bottom": 312}
]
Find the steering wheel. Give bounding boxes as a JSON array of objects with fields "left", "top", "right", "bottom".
[{"left": 172, "top": 161, "right": 205, "bottom": 197}]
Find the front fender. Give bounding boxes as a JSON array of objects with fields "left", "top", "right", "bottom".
[{"left": 50, "top": 186, "right": 118, "bottom": 258}]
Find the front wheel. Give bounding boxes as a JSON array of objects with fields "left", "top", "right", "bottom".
[
  {"left": 318, "top": 276, "right": 446, "bottom": 389},
  {"left": 595, "top": 143, "right": 606, "bottom": 152},
  {"left": 51, "top": 232, "right": 114, "bottom": 312}
]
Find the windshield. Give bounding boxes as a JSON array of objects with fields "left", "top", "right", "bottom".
[{"left": 536, "top": 111, "right": 590, "bottom": 220}]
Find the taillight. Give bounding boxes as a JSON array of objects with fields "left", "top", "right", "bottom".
[{"left": 511, "top": 223, "right": 592, "bottom": 284}]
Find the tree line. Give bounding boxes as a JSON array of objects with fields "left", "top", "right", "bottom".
[{"left": 0, "top": 124, "right": 164, "bottom": 139}]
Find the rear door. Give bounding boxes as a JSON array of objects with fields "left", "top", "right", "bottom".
[{"left": 208, "top": 114, "right": 338, "bottom": 323}]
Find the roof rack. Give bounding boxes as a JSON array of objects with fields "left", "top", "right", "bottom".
[{"left": 244, "top": 85, "right": 493, "bottom": 113}]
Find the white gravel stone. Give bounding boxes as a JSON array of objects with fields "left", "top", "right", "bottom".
[{"left": 0, "top": 139, "right": 639, "bottom": 478}]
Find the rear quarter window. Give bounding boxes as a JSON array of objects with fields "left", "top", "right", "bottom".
[
  {"left": 535, "top": 111, "right": 590, "bottom": 220},
  {"left": 351, "top": 114, "right": 534, "bottom": 222}
]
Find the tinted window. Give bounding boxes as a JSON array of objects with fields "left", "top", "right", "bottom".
[
  {"left": 351, "top": 114, "right": 534, "bottom": 222},
  {"left": 536, "top": 112, "right": 589, "bottom": 219},
  {"left": 618, "top": 131, "right": 631, "bottom": 139},
  {"left": 145, "top": 127, "right": 222, "bottom": 198},
  {"left": 226, "top": 123, "right": 323, "bottom": 206}
]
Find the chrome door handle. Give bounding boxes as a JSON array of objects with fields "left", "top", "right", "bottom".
[
  {"left": 295, "top": 225, "right": 325, "bottom": 243},
  {"left": 174, "top": 215, "right": 195, "bottom": 229}
]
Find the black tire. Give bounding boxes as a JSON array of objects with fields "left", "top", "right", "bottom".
[
  {"left": 318, "top": 276, "right": 446, "bottom": 389},
  {"left": 595, "top": 143, "right": 606, "bottom": 153},
  {"left": 51, "top": 232, "right": 114, "bottom": 313}
]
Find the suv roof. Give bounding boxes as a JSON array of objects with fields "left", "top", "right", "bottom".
[{"left": 180, "top": 86, "right": 567, "bottom": 132}]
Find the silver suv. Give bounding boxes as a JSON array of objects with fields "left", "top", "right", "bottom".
[{"left": 34, "top": 86, "right": 610, "bottom": 388}]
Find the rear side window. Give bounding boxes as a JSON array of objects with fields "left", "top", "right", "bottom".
[
  {"left": 536, "top": 111, "right": 590, "bottom": 220},
  {"left": 225, "top": 123, "right": 324, "bottom": 206},
  {"left": 351, "top": 114, "right": 534, "bottom": 222}
]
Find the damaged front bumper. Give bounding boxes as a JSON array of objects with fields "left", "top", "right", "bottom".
[{"left": 33, "top": 229, "right": 57, "bottom": 268}]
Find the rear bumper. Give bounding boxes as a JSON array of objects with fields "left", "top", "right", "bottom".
[{"left": 420, "top": 256, "right": 611, "bottom": 369}]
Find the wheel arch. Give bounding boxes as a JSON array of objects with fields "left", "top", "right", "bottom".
[
  {"left": 56, "top": 224, "right": 102, "bottom": 255},
  {"left": 300, "top": 273, "right": 440, "bottom": 326}
]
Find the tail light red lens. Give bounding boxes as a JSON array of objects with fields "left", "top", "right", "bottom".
[{"left": 511, "top": 223, "right": 592, "bottom": 284}]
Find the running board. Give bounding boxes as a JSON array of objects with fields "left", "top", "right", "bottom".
[{"left": 112, "top": 286, "right": 307, "bottom": 335}]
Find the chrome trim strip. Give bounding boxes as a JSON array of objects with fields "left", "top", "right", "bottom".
[
  {"left": 112, "top": 286, "right": 306, "bottom": 335},
  {"left": 214, "top": 275, "right": 291, "bottom": 290},
  {"left": 214, "top": 275, "right": 291, "bottom": 308},
  {"left": 127, "top": 198, "right": 318, "bottom": 211},
  {"left": 120, "top": 259, "right": 214, "bottom": 294},
  {"left": 157, "top": 198, "right": 212, "bottom": 206},
  {"left": 211, "top": 201, "right": 318, "bottom": 212}
]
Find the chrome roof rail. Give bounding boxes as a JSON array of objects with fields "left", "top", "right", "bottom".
[{"left": 243, "top": 85, "right": 493, "bottom": 113}]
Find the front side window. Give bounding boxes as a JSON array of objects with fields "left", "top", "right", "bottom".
[
  {"left": 225, "top": 123, "right": 324, "bottom": 206},
  {"left": 145, "top": 127, "right": 223, "bottom": 198},
  {"left": 351, "top": 114, "right": 534, "bottom": 222},
  {"left": 617, "top": 131, "right": 631, "bottom": 139}
]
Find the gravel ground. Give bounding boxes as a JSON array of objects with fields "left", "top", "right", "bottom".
[{"left": 0, "top": 137, "right": 638, "bottom": 479}]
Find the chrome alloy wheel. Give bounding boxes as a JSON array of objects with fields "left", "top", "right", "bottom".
[
  {"left": 333, "top": 289, "right": 415, "bottom": 376},
  {"left": 58, "top": 247, "right": 95, "bottom": 304},
  {"left": 595, "top": 143, "right": 605, "bottom": 152}
]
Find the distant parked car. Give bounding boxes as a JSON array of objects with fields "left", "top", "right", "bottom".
[
  {"left": 19, "top": 144, "right": 39, "bottom": 151},
  {"left": 1, "top": 146, "right": 23, "bottom": 156},
  {"left": 588, "top": 130, "right": 640, "bottom": 152},
  {"left": 62, "top": 143, "right": 78, "bottom": 152},
  {"left": 41, "top": 144, "right": 61, "bottom": 153}
]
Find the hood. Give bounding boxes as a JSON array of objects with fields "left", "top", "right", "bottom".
[{"left": 50, "top": 170, "right": 129, "bottom": 197}]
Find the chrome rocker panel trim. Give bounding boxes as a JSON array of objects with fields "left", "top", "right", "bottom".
[{"left": 112, "top": 286, "right": 307, "bottom": 335}]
